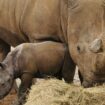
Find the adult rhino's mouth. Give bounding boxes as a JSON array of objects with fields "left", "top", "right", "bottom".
[{"left": 81, "top": 49, "right": 105, "bottom": 88}]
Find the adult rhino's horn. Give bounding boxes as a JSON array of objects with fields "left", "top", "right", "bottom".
[{"left": 89, "top": 38, "right": 102, "bottom": 53}]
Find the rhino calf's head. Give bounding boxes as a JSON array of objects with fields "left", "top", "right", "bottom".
[{"left": 0, "top": 63, "right": 14, "bottom": 99}]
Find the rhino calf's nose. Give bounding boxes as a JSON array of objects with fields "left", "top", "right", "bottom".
[{"left": 0, "top": 79, "right": 5, "bottom": 86}]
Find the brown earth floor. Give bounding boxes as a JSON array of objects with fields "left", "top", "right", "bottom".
[{"left": 0, "top": 84, "right": 17, "bottom": 105}]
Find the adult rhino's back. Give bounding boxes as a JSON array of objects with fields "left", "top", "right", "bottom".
[
  {"left": 0, "top": 0, "right": 27, "bottom": 46},
  {"left": 0, "top": 0, "right": 63, "bottom": 46}
]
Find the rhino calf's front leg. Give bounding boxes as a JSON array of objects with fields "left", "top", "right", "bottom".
[{"left": 15, "top": 73, "right": 33, "bottom": 105}]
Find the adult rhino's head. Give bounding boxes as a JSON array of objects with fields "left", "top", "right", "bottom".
[
  {"left": 0, "top": 63, "right": 14, "bottom": 99},
  {"left": 67, "top": 0, "right": 105, "bottom": 87}
]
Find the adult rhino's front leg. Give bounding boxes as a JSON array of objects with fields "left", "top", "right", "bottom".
[
  {"left": 78, "top": 70, "right": 83, "bottom": 84},
  {"left": 62, "top": 48, "right": 76, "bottom": 83},
  {"left": 0, "top": 39, "right": 10, "bottom": 61}
]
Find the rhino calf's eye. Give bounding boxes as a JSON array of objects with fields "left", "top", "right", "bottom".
[{"left": 1, "top": 83, "right": 5, "bottom": 86}]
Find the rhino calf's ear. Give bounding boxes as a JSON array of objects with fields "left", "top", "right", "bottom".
[{"left": 89, "top": 38, "right": 102, "bottom": 53}]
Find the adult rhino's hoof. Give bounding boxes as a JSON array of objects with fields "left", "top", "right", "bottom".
[{"left": 82, "top": 81, "right": 93, "bottom": 88}]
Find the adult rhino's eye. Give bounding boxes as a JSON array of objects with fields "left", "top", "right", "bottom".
[{"left": 77, "top": 45, "right": 81, "bottom": 53}]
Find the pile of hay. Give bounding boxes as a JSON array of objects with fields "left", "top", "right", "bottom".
[{"left": 25, "top": 79, "right": 105, "bottom": 105}]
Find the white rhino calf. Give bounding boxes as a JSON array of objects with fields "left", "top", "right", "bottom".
[{"left": 0, "top": 41, "right": 75, "bottom": 105}]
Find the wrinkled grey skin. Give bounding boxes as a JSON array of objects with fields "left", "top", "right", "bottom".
[
  {"left": 0, "top": 41, "right": 75, "bottom": 105},
  {"left": 0, "top": 0, "right": 105, "bottom": 88}
]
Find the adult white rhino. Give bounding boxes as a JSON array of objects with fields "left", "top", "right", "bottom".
[
  {"left": 0, "top": 0, "right": 75, "bottom": 84},
  {"left": 0, "top": 0, "right": 104, "bottom": 88}
]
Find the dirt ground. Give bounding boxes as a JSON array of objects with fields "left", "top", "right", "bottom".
[{"left": 0, "top": 84, "right": 17, "bottom": 105}]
